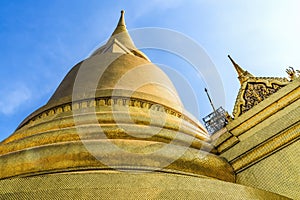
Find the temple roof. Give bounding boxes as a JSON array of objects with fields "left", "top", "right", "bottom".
[{"left": 229, "top": 56, "right": 290, "bottom": 118}]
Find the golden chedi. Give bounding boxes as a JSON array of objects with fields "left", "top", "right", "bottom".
[{"left": 0, "top": 11, "right": 290, "bottom": 199}]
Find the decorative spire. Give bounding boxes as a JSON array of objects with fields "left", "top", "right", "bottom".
[
  {"left": 112, "top": 10, "right": 127, "bottom": 36},
  {"left": 119, "top": 10, "right": 125, "bottom": 26},
  {"left": 228, "top": 55, "right": 253, "bottom": 84},
  {"left": 109, "top": 10, "right": 135, "bottom": 49},
  {"left": 228, "top": 55, "right": 244, "bottom": 77},
  {"left": 90, "top": 10, "right": 150, "bottom": 61}
]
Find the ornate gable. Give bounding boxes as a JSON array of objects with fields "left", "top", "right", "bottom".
[
  {"left": 233, "top": 77, "right": 289, "bottom": 117},
  {"left": 228, "top": 56, "right": 290, "bottom": 118}
]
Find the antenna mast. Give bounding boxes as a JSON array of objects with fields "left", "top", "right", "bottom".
[{"left": 204, "top": 88, "right": 216, "bottom": 112}]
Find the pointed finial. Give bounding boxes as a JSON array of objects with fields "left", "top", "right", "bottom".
[
  {"left": 92, "top": 10, "right": 150, "bottom": 60},
  {"left": 228, "top": 55, "right": 245, "bottom": 77},
  {"left": 118, "top": 10, "right": 125, "bottom": 27},
  {"left": 112, "top": 10, "right": 127, "bottom": 36},
  {"left": 228, "top": 55, "right": 253, "bottom": 84}
]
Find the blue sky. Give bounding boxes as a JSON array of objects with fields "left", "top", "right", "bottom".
[{"left": 0, "top": 0, "right": 299, "bottom": 141}]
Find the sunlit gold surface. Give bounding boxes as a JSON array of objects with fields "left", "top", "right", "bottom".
[
  {"left": 214, "top": 73, "right": 300, "bottom": 199},
  {"left": 0, "top": 11, "right": 296, "bottom": 199},
  {"left": 0, "top": 172, "right": 290, "bottom": 199},
  {"left": 0, "top": 11, "right": 237, "bottom": 198}
]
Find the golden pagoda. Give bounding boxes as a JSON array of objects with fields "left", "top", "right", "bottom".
[{"left": 0, "top": 11, "right": 298, "bottom": 199}]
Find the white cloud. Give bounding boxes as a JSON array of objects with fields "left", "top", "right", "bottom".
[{"left": 0, "top": 84, "right": 31, "bottom": 115}]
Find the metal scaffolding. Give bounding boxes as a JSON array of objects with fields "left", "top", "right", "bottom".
[{"left": 202, "top": 107, "right": 228, "bottom": 135}]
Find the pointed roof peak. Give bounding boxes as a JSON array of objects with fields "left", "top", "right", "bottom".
[
  {"left": 112, "top": 10, "right": 127, "bottom": 36},
  {"left": 228, "top": 55, "right": 253, "bottom": 84},
  {"left": 90, "top": 11, "right": 150, "bottom": 61},
  {"left": 119, "top": 10, "right": 125, "bottom": 24},
  {"left": 228, "top": 55, "right": 245, "bottom": 77}
]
